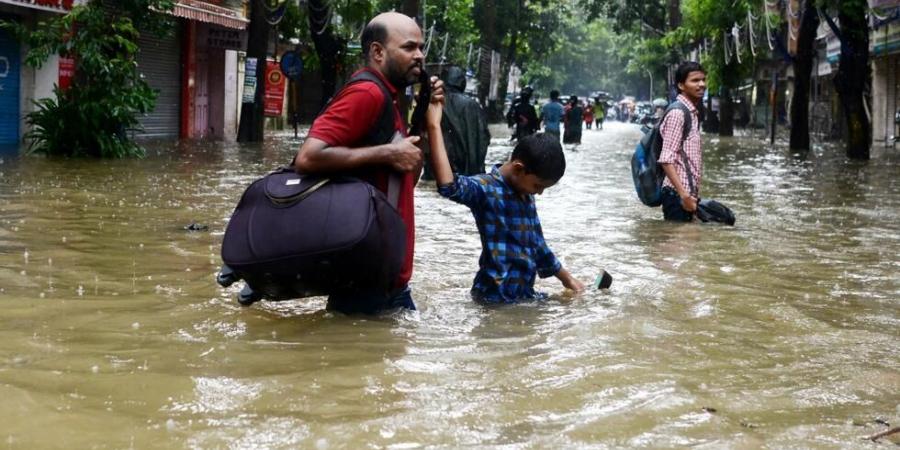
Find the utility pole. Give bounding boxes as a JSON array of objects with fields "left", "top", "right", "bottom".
[
  {"left": 237, "top": 0, "right": 270, "bottom": 143},
  {"left": 770, "top": 72, "right": 778, "bottom": 145}
]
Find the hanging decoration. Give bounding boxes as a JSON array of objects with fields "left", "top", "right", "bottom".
[{"left": 265, "top": 0, "right": 287, "bottom": 25}]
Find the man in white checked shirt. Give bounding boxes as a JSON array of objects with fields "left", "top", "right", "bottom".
[{"left": 659, "top": 61, "right": 707, "bottom": 222}]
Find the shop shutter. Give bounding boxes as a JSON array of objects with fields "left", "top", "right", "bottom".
[
  {"left": 0, "top": 29, "right": 21, "bottom": 145},
  {"left": 136, "top": 28, "right": 181, "bottom": 138}
]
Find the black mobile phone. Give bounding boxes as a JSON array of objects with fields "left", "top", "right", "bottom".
[
  {"left": 594, "top": 270, "right": 613, "bottom": 290},
  {"left": 409, "top": 66, "right": 430, "bottom": 136}
]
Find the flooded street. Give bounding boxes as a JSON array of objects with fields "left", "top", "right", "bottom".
[{"left": 0, "top": 123, "right": 898, "bottom": 448}]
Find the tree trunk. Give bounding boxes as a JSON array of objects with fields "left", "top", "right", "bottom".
[
  {"left": 308, "top": 0, "right": 341, "bottom": 110},
  {"left": 667, "top": 0, "right": 680, "bottom": 99},
  {"left": 789, "top": 3, "right": 818, "bottom": 152},
  {"left": 402, "top": 0, "right": 419, "bottom": 20},
  {"left": 719, "top": 87, "right": 734, "bottom": 136},
  {"left": 237, "top": 0, "right": 269, "bottom": 143},
  {"left": 834, "top": 2, "right": 871, "bottom": 160},
  {"left": 667, "top": 0, "right": 681, "bottom": 30},
  {"left": 493, "top": 0, "right": 521, "bottom": 123},
  {"left": 717, "top": 59, "right": 740, "bottom": 137},
  {"left": 475, "top": 0, "right": 497, "bottom": 108}
]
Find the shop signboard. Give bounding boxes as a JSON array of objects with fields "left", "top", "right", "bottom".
[
  {"left": 264, "top": 60, "right": 285, "bottom": 117},
  {"left": 242, "top": 57, "right": 257, "bottom": 103},
  {"left": 58, "top": 56, "right": 74, "bottom": 90},
  {"left": 872, "top": 21, "right": 900, "bottom": 56}
]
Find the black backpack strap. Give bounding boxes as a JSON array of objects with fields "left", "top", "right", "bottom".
[
  {"left": 345, "top": 70, "right": 401, "bottom": 146},
  {"left": 342, "top": 70, "right": 406, "bottom": 208}
]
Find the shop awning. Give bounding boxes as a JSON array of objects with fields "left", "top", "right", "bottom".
[
  {"left": 0, "top": 0, "right": 78, "bottom": 14},
  {"left": 170, "top": 0, "right": 249, "bottom": 30}
]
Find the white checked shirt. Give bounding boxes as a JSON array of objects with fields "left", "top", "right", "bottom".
[{"left": 658, "top": 94, "right": 702, "bottom": 196}]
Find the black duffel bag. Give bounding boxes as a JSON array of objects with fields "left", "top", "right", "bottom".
[{"left": 220, "top": 167, "right": 406, "bottom": 301}]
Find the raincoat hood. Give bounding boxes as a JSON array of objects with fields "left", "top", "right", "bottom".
[{"left": 443, "top": 66, "right": 467, "bottom": 92}]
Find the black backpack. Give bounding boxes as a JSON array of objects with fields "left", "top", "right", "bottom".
[
  {"left": 218, "top": 71, "right": 406, "bottom": 304},
  {"left": 630, "top": 101, "right": 691, "bottom": 207}
]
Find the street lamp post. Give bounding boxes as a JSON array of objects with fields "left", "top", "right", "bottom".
[{"left": 646, "top": 69, "right": 653, "bottom": 101}]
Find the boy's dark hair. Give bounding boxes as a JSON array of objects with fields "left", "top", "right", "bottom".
[
  {"left": 511, "top": 133, "right": 566, "bottom": 182},
  {"left": 550, "top": 90, "right": 559, "bottom": 100},
  {"left": 361, "top": 21, "right": 389, "bottom": 63},
  {"left": 675, "top": 61, "right": 705, "bottom": 90}
]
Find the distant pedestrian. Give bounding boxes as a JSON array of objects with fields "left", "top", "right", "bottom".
[
  {"left": 583, "top": 102, "right": 594, "bottom": 130},
  {"left": 506, "top": 86, "right": 539, "bottom": 141},
  {"left": 563, "top": 96, "right": 583, "bottom": 144},
  {"left": 540, "top": 90, "right": 565, "bottom": 141},
  {"left": 659, "top": 61, "right": 707, "bottom": 222},
  {"left": 594, "top": 99, "right": 607, "bottom": 130}
]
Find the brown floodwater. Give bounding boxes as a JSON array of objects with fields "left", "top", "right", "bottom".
[{"left": 0, "top": 123, "right": 897, "bottom": 448}]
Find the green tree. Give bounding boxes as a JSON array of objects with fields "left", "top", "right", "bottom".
[
  {"left": 1, "top": 0, "right": 174, "bottom": 157},
  {"left": 789, "top": 1, "right": 819, "bottom": 153},
  {"left": 513, "top": 3, "right": 661, "bottom": 101},
  {"left": 679, "top": 0, "right": 760, "bottom": 136},
  {"left": 821, "top": 0, "right": 870, "bottom": 160}
]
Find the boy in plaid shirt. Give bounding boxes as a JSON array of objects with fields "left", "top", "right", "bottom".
[
  {"left": 659, "top": 61, "right": 707, "bottom": 221},
  {"left": 426, "top": 101, "right": 584, "bottom": 302}
]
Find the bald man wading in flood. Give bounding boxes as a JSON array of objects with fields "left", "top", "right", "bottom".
[{"left": 292, "top": 12, "right": 444, "bottom": 314}]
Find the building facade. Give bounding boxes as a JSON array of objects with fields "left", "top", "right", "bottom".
[
  {"left": 0, "top": 0, "right": 249, "bottom": 149},
  {"left": 870, "top": 2, "right": 900, "bottom": 146},
  {"left": 0, "top": 0, "right": 83, "bottom": 150},
  {"left": 136, "top": 0, "right": 248, "bottom": 140}
]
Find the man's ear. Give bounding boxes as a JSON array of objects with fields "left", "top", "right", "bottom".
[
  {"left": 370, "top": 42, "right": 385, "bottom": 63},
  {"left": 510, "top": 160, "right": 527, "bottom": 174}
]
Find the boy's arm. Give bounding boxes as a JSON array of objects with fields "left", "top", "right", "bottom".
[
  {"left": 555, "top": 267, "right": 585, "bottom": 292},
  {"left": 425, "top": 94, "right": 454, "bottom": 186},
  {"left": 534, "top": 219, "right": 584, "bottom": 292},
  {"left": 427, "top": 80, "right": 485, "bottom": 208},
  {"left": 661, "top": 163, "right": 696, "bottom": 212}
]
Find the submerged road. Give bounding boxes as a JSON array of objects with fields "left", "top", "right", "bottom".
[{"left": 0, "top": 122, "right": 898, "bottom": 447}]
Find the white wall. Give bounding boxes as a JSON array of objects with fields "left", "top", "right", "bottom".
[
  {"left": 224, "top": 49, "right": 238, "bottom": 140},
  {"left": 871, "top": 54, "right": 899, "bottom": 144}
]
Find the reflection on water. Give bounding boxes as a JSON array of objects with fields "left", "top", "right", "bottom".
[{"left": 0, "top": 124, "right": 898, "bottom": 448}]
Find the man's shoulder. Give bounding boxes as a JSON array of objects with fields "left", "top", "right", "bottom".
[{"left": 332, "top": 81, "right": 388, "bottom": 105}]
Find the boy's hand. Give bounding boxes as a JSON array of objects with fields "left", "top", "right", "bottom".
[
  {"left": 426, "top": 76, "right": 444, "bottom": 129},
  {"left": 680, "top": 194, "right": 698, "bottom": 213},
  {"left": 556, "top": 268, "right": 585, "bottom": 293},
  {"left": 430, "top": 76, "right": 445, "bottom": 103}
]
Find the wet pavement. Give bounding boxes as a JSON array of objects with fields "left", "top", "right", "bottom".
[{"left": 0, "top": 122, "right": 898, "bottom": 448}]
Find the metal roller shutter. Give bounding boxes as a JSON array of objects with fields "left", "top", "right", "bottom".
[
  {"left": 0, "top": 28, "right": 20, "bottom": 145},
  {"left": 136, "top": 28, "right": 181, "bottom": 138}
]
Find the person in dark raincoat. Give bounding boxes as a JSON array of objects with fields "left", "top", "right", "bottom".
[
  {"left": 507, "top": 86, "right": 539, "bottom": 141},
  {"left": 563, "top": 96, "right": 583, "bottom": 144},
  {"left": 423, "top": 66, "right": 490, "bottom": 179}
]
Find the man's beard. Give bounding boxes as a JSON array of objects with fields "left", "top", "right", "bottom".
[{"left": 386, "top": 58, "right": 418, "bottom": 88}]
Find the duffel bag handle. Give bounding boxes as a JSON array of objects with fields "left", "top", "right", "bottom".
[
  {"left": 264, "top": 177, "right": 330, "bottom": 205},
  {"left": 263, "top": 166, "right": 331, "bottom": 206}
]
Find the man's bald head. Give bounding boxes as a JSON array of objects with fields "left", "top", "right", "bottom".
[{"left": 361, "top": 12, "right": 419, "bottom": 63}]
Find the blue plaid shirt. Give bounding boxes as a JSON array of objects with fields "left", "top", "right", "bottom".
[{"left": 437, "top": 164, "right": 562, "bottom": 303}]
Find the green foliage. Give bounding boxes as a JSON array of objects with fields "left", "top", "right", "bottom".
[
  {"left": 423, "top": 0, "right": 480, "bottom": 66},
  {"left": 0, "top": 0, "right": 174, "bottom": 157},
  {"left": 514, "top": 2, "right": 658, "bottom": 99},
  {"left": 679, "top": 0, "right": 762, "bottom": 92},
  {"left": 580, "top": 0, "right": 668, "bottom": 34}
]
